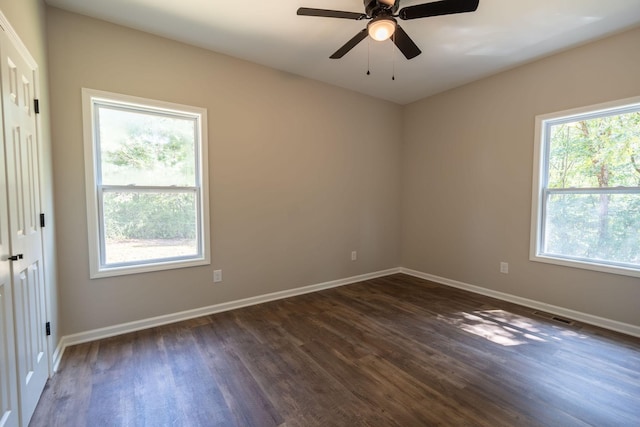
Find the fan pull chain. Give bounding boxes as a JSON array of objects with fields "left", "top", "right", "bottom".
[
  {"left": 391, "top": 32, "right": 396, "bottom": 81},
  {"left": 366, "top": 38, "right": 371, "bottom": 75}
]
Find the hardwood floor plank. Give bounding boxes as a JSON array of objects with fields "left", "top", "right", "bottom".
[
  {"left": 296, "top": 339, "right": 421, "bottom": 426},
  {"left": 193, "top": 322, "right": 283, "bottom": 427},
  {"left": 221, "top": 316, "right": 385, "bottom": 426},
  {"left": 86, "top": 335, "right": 137, "bottom": 426},
  {"left": 34, "top": 343, "right": 97, "bottom": 427},
  {"left": 30, "top": 274, "right": 640, "bottom": 426},
  {"left": 160, "top": 325, "right": 235, "bottom": 426},
  {"left": 130, "top": 328, "right": 183, "bottom": 427}
]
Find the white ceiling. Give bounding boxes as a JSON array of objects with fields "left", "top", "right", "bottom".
[{"left": 44, "top": 0, "right": 640, "bottom": 105}]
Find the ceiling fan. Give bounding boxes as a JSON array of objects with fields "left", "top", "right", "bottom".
[{"left": 297, "top": 0, "right": 480, "bottom": 60}]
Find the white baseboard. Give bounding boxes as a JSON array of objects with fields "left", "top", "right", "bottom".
[
  {"left": 51, "top": 265, "right": 639, "bottom": 372},
  {"left": 55, "top": 268, "right": 401, "bottom": 361},
  {"left": 51, "top": 339, "right": 65, "bottom": 373},
  {"left": 400, "top": 267, "right": 640, "bottom": 338}
]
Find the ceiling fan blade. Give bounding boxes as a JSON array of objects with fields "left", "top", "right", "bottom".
[
  {"left": 297, "top": 7, "right": 367, "bottom": 20},
  {"left": 393, "top": 25, "right": 421, "bottom": 59},
  {"left": 399, "top": 0, "right": 479, "bottom": 20},
  {"left": 330, "top": 28, "right": 369, "bottom": 59}
]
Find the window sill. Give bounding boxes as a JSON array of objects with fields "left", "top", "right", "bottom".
[
  {"left": 90, "top": 257, "right": 210, "bottom": 279},
  {"left": 530, "top": 253, "right": 640, "bottom": 279}
]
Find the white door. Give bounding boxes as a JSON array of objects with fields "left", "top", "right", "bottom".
[
  {"left": 0, "top": 94, "right": 19, "bottom": 427},
  {"left": 0, "top": 26, "right": 48, "bottom": 427}
]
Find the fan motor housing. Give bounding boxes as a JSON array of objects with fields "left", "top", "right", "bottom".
[{"left": 364, "top": 0, "right": 399, "bottom": 17}]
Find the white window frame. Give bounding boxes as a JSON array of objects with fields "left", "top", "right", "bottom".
[
  {"left": 82, "top": 88, "right": 210, "bottom": 278},
  {"left": 530, "top": 96, "right": 640, "bottom": 278}
]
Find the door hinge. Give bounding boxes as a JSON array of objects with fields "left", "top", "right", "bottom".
[
  {"left": 46, "top": 322, "right": 51, "bottom": 336},
  {"left": 34, "top": 99, "right": 40, "bottom": 114},
  {"left": 40, "top": 213, "right": 45, "bottom": 228}
]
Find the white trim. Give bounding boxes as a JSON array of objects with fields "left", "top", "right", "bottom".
[
  {"left": 51, "top": 265, "right": 640, "bottom": 371},
  {"left": 400, "top": 267, "right": 640, "bottom": 338},
  {"left": 51, "top": 340, "right": 65, "bottom": 373},
  {"left": 59, "top": 268, "right": 401, "bottom": 348},
  {"left": 535, "top": 96, "right": 640, "bottom": 123},
  {"left": 0, "top": 11, "right": 37, "bottom": 69},
  {"left": 529, "top": 254, "right": 640, "bottom": 278},
  {"left": 530, "top": 96, "right": 640, "bottom": 279},
  {"left": 530, "top": 110, "right": 546, "bottom": 267},
  {"left": 81, "top": 88, "right": 210, "bottom": 279}
]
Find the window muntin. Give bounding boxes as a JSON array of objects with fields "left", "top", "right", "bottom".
[
  {"left": 531, "top": 98, "right": 640, "bottom": 277},
  {"left": 83, "top": 89, "right": 209, "bottom": 278}
]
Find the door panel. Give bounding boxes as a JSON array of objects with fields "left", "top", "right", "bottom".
[
  {"left": 0, "top": 283, "right": 19, "bottom": 427},
  {"left": 0, "top": 48, "right": 19, "bottom": 427},
  {"left": 1, "top": 25, "right": 48, "bottom": 427},
  {"left": 12, "top": 262, "right": 46, "bottom": 420}
]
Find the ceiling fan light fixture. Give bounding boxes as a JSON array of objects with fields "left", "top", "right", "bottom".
[{"left": 368, "top": 17, "right": 396, "bottom": 41}]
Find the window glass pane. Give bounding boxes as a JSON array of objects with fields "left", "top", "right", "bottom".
[
  {"left": 103, "top": 191, "right": 198, "bottom": 265},
  {"left": 97, "top": 105, "right": 196, "bottom": 186},
  {"left": 548, "top": 111, "right": 640, "bottom": 189},
  {"left": 543, "top": 193, "right": 640, "bottom": 267}
]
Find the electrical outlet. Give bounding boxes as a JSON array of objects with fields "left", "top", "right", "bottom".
[
  {"left": 351, "top": 251, "right": 357, "bottom": 261},
  {"left": 213, "top": 269, "right": 222, "bottom": 283},
  {"left": 500, "top": 262, "right": 509, "bottom": 274}
]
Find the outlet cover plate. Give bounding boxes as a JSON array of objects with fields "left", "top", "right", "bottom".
[
  {"left": 500, "top": 262, "right": 509, "bottom": 274},
  {"left": 213, "top": 269, "right": 222, "bottom": 282}
]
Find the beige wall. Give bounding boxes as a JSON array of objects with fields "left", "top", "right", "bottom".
[
  {"left": 0, "top": 0, "right": 59, "bottom": 354},
  {"left": 46, "top": 8, "right": 402, "bottom": 335},
  {"left": 45, "top": 5, "right": 640, "bottom": 337},
  {"left": 402, "top": 27, "right": 640, "bottom": 326}
]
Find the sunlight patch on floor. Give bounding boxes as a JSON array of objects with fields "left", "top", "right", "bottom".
[{"left": 438, "top": 309, "right": 549, "bottom": 347}]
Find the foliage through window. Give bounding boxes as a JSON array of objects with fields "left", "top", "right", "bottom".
[
  {"left": 531, "top": 98, "right": 640, "bottom": 277},
  {"left": 83, "top": 89, "right": 209, "bottom": 278}
]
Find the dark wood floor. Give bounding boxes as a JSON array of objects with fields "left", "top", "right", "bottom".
[{"left": 31, "top": 274, "right": 640, "bottom": 426}]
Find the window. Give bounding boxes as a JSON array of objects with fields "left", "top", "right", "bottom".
[
  {"left": 531, "top": 97, "right": 640, "bottom": 277},
  {"left": 82, "top": 89, "right": 210, "bottom": 278}
]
